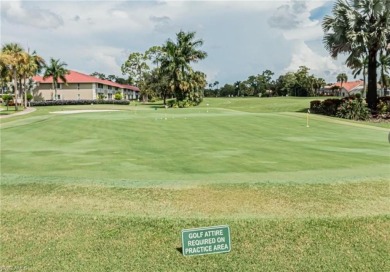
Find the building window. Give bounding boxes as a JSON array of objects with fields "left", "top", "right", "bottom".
[
  {"left": 98, "top": 83, "right": 103, "bottom": 88},
  {"left": 108, "top": 93, "right": 113, "bottom": 100},
  {"left": 77, "top": 83, "right": 80, "bottom": 90},
  {"left": 56, "top": 83, "right": 61, "bottom": 89},
  {"left": 108, "top": 85, "right": 112, "bottom": 90}
]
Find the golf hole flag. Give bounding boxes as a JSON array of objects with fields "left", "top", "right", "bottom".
[{"left": 181, "top": 225, "right": 231, "bottom": 256}]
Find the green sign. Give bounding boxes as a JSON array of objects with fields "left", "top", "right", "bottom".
[{"left": 181, "top": 225, "right": 231, "bottom": 256}]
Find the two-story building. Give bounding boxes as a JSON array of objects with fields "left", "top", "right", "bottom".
[{"left": 32, "top": 70, "right": 139, "bottom": 101}]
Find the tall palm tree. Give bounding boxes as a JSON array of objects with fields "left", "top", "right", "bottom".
[
  {"left": 234, "top": 81, "right": 241, "bottom": 97},
  {"left": 1, "top": 43, "right": 25, "bottom": 110},
  {"left": 322, "top": 0, "right": 390, "bottom": 109},
  {"left": 336, "top": 73, "right": 348, "bottom": 96},
  {"left": 43, "top": 58, "right": 69, "bottom": 100},
  {"left": 19, "top": 50, "right": 45, "bottom": 107},
  {"left": 160, "top": 31, "right": 207, "bottom": 102}
]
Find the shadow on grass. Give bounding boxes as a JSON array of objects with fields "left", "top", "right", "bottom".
[
  {"left": 0, "top": 110, "right": 22, "bottom": 115},
  {"left": 176, "top": 247, "right": 183, "bottom": 254},
  {"left": 295, "top": 108, "right": 310, "bottom": 113}
]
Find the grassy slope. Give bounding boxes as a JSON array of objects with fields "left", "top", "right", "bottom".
[{"left": 1, "top": 98, "right": 389, "bottom": 271}]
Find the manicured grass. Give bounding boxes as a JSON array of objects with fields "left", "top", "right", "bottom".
[
  {"left": 1, "top": 211, "right": 388, "bottom": 271},
  {"left": 1, "top": 97, "right": 389, "bottom": 271},
  {"left": 0, "top": 107, "right": 24, "bottom": 115}
]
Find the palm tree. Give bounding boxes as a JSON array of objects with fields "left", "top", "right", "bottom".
[
  {"left": 160, "top": 31, "right": 207, "bottom": 102},
  {"left": 0, "top": 54, "right": 12, "bottom": 93},
  {"left": 234, "top": 81, "right": 241, "bottom": 97},
  {"left": 213, "top": 81, "right": 219, "bottom": 90},
  {"left": 188, "top": 71, "right": 207, "bottom": 104},
  {"left": 314, "top": 78, "right": 326, "bottom": 96},
  {"left": 43, "top": 58, "right": 69, "bottom": 100},
  {"left": 378, "top": 50, "right": 390, "bottom": 96},
  {"left": 19, "top": 50, "right": 45, "bottom": 107},
  {"left": 336, "top": 73, "right": 348, "bottom": 96},
  {"left": 1, "top": 43, "right": 25, "bottom": 110},
  {"left": 351, "top": 55, "right": 368, "bottom": 96},
  {"left": 322, "top": 0, "right": 390, "bottom": 109}
]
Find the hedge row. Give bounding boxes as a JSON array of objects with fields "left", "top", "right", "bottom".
[
  {"left": 310, "top": 98, "right": 344, "bottom": 116},
  {"left": 310, "top": 96, "right": 390, "bottom": 120},
  {"left": 30, "top": 99, "right": 130, "bottom": 106}
]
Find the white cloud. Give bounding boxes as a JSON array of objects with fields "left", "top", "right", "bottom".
[
  {"left": 0, "top": 0, "right": 347, "bottom": 85},
  {"left": 1, "top": 0, "right": 63, "bottom": 29},
  {"left": 283, "top": 23, "right": 323, "bottom": 41},
  {"left": 284, "top": 40, "right": 349, "bottom": 81}
]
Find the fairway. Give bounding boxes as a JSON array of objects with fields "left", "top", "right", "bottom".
[{"left": 1, "top": 98, "right": 389, "bottom": 271}]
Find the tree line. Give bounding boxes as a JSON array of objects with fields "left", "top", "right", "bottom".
[
  {"left": 1, "top": 0, "right": 389, "bottom": 111},
  {"left": 204, "top": 66, "right": 328, "bottom": 98}
]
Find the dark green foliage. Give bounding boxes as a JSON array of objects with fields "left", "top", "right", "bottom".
[
  {"left": 26, "top": 93, "right": 33, "bottom": 101},
  {"left": 336, "top": 98, "right": 370, "bottom": 120},
  {"left": 167, "top": 98, "right": 202, "bottom": 108},
  {"left": 377, "top": 96, "right": 390, "bottom": 113},
  {"left": 2, "top": 94, "right": 13, "bottom": 104},
  {"left": 30, "top": 99, "right": 130, "bottom": 106},
  {"left": 310, "top": 100, "right": 322, "bottom": 113},
  {"left": 310, "top": 97, "right": 371, "bottom": 120},
  {"left": 318, "top": 98, "right": 344, "bottom": 116}
]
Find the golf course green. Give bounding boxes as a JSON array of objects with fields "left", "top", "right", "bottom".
[{"left": 1, "top": 97, "right": 389, "bottom": 271}]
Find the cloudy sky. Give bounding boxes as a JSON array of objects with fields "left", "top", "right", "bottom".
[{"left": 1, "top": 0, "right": 353, "bottom": 85}]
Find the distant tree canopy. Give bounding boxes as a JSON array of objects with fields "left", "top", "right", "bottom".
[
  {"left": 204, "top": 66, "right": 327, "bottom": 98},
  {"left": 90, "top": 72, "right": 133, "bottom": 85}
]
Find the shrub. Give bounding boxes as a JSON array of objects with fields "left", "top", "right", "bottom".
[
  {"left": 310, "top": 100, "right": 322, "bottom": 113},
  {"left": 320, "top": 98, "right": 343, "bottom": 116},
  {"left": 166, "top": 98, "right": 202, "bottom": 108},
  {"left": 26, "top": 93, "right": 33, "bottom": 102},
  {"left": 114, "top": 92, "right": 122, "bottom": 100},
  {"left": 336, "top": 98, "right": 370, "bottom": 120},
  {"left": 377, "top": 97, "right": 390, "bottom": 114},
  {"left": 2, "top": 94, "right": 13, "bottom": 105},
  {"left": 97, "top": 93, "right": 105, "bottom": 100}
]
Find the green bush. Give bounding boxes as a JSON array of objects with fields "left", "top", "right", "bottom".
[
  {"left": 377, "top": 97, "right": 390, "bottom": 114},
  {"left": 336, "top": 98, "right": 370, "bottom": 121},
  {"left": 2, "top": 94, "right": 13, "bottom": 105},
  {"left": 310, "top": 100, "right": 322, "bottom": 113},
  {"left": 167, "top": 98, "right": 202, "bottom": 108},
  {"left": 321, "top": 98, "right": 343, "bottom": 116},
  {"left": 114, "top": 92, "right": 122, "bottom": 100},
  {"left": 26, "top": 93, "right": 33, "bottom": 102}
]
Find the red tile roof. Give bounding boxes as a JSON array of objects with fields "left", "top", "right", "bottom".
[
  {"left": 33, "top": 70, "right": 139, "bottom": 91},
  {"left": 332, "top": 80, "right": 363, "bottom": 92}
]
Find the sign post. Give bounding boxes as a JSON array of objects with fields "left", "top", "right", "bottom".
[{"left": 181, "top": 225, "right": 231, "bottom": 256}]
